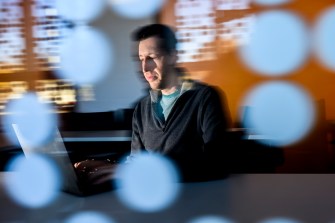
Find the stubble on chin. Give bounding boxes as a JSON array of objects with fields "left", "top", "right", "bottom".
[{"left": 149, "top": 81, "right": 160, "bottom": 91}]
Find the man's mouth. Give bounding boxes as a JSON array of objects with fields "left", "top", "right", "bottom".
[{"left": 145, "top": 74, "right": 157, "bottom": 82}]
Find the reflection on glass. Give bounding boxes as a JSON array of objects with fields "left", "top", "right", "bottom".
[
  {"left": 32, "top": 0, "right": 73, "bottom": 71},
  {"left": 35, "top": 79, "right": 76, "bottom": 111},
  {"left": 238, "top": 10, "right": 310, "bottom": 76},
  {"left": 65, "top": 211, "right": 115, "bottom": 223},
  {"left": 2, "top": 92, "right": 58, "bottom": 148},
  {"left": 0, "top": 0, "right": 25, "bottom": 72},
  {"left": 56, "top": 26, "right": 113, "bottom": 85},
  {"left": 313, "top": 5, "right": 335, "bottom": 72},
  {"left": 253, "top": 0, "right": 291, "bottom": 6},
  {"left": 0, "top": 81, "right": 28, "bottom": 111},
  {"left": 174, "top": 0, "right": 254, "bottom": 63},
  {"left": 189, "top": 215, "right": 235, "bottom": 223},
  {"left": 4, "top": 154, "right": 61, "bottom": 208},
  {"left": 108, "top": 0, "right": 166, "bottom": 19},
  {"left": 55, "top": 0, "right": 106, "bottom": 23},
  {"left": 240, "top": 81, "right": 315, "bottom": 147},
  {"left": 0, "top": 0, "right": 73, "bottom": 72},
  {"left": 115, "top": 153, "right": 180, "bottom": 212}
]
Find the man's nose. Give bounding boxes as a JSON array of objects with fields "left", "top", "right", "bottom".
[{"left": 143, "top": 59, "right": 155, "bottom": 72}]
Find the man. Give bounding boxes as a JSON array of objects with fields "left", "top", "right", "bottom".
[
  {"left": 75, "top": 23, "right": 232, "bottom": 183},
  {"left": 129, "top": 23, "right": 232, "bottom": 181}
]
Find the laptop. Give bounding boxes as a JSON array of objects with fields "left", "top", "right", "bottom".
[{"left": 12, "top": 124, "right": 114, "bottom": 196}]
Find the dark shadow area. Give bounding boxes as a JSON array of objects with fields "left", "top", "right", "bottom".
[
  {"left": 60, "top": 109, "right": 134, "bottom": 131},
  {"left": 0, "top": 108, "right": 135, "bottom": 171},
  {"left": 226, "top": 129, "right": 285, "bottom": 173},
  {"left": 0, "top": 145, "right": 23, "bottom": 171},
  {"left": 0, "top": 115, "right": 285, "bottom": 175},
  {"left": 59, "top": 109, "right": 134, "bottom": 164}
]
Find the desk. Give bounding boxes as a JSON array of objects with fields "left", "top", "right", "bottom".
[
  {"left": 61, "top": 130, "right": 132, "bottom": 142},
  {"left": 59, "top": 130, "right": 132, "bottom": 162},
  {"left": 1, "top": 173, "right": 335, "bottom": 223}
]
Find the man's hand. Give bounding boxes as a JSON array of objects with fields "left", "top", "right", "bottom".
[{"left": 74, "top": 159, "right": 118, "bottom": 185}]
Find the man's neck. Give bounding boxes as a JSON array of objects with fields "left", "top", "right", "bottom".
[
  {"left": 161, "top": 85, "right": 179, "bottom": 95},
  {"left": 161, "top": 72, "right": 181, "bottom": 95}
]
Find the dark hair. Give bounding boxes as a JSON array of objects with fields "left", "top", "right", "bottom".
[{"left": 132, "top": 23, "right": 177, "bottom": 54}]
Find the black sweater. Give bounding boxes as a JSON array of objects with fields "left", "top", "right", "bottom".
[{"left": 130, "top": 80, "right": 232, "bottom": 181}]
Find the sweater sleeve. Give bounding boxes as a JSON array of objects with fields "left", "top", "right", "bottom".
[
  {"left": 199, "top": 86, "right": 233, "bottom": 174},
  {"left": 200, "top": 86, "right": 230, "bottom": 147},
  {"left": 129, "top": 103, "right": 144, "bottom": 158}
]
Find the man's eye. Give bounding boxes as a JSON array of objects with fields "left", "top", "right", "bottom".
[
  {"left": 147, "top": 57, "right": 156, "bottom": 61},
  {"left": 139, "top": 56, "right": 158, "bottom": 62}
]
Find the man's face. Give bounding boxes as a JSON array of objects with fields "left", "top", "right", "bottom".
[{"left": 138, "top": 36, "right": 176, "bottom": 90}]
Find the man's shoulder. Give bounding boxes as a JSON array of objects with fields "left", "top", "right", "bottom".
[
  {"left": 184, "top": 79, "right": 217, "bottom": 93},
  {"left": 133, "top": 93, "right": 151, "bottom": 109},
  {"left": 185, "top": 80, "right": 227, "bottom": 103}
]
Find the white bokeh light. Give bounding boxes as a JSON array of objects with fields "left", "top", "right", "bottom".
[
  {"left": 65, "top": 211, "right": 115, "bottom": 223},
  {"left": 239, "top": 10, "right": 310, "bottom": 76},
  {"left": 4, "top": 154, "right": 61, "bottom": 208},
  {"left": 2, "top": 92, "right": 58, "bottom": 149},
  {"left": 313, "top": 5, "right": 335, "bottom": 72},
  {"left": 108, "top": 0, "right": 166, "bottom": 19},
  {"left": 115, "top": 153, "right": 180, "bottom": 212},
  {"left": 189, "top": 215, "right": 235, "bottom": 223},
  {"left": 56, "top": 26, "right": 113, "bottom": 85},
  {"left": 240, "top": 81, "right": 315, "bottom": 147},
  {"left": 55, "top": 0, "right": 106, "bottom": 23},
  {"left": 253, "top": 0, "right": 291, "bottom": 6}
]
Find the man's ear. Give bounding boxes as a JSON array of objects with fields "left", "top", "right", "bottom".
[{"left": 168, "top": 50, "right": 178, "bottom": 65}]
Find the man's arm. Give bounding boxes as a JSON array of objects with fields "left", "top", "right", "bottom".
[
  {"left": 198, "top": 86, "right": 233, "bottom": 177},
  {"left": 200, "top": 86, "right": 231, "bottom": 147},
  {"left": 75, "top": 159, "right": 116, "bottom": 181},
  {"left": 129, "top": 103, "right": 145, "bottom": 159}
]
